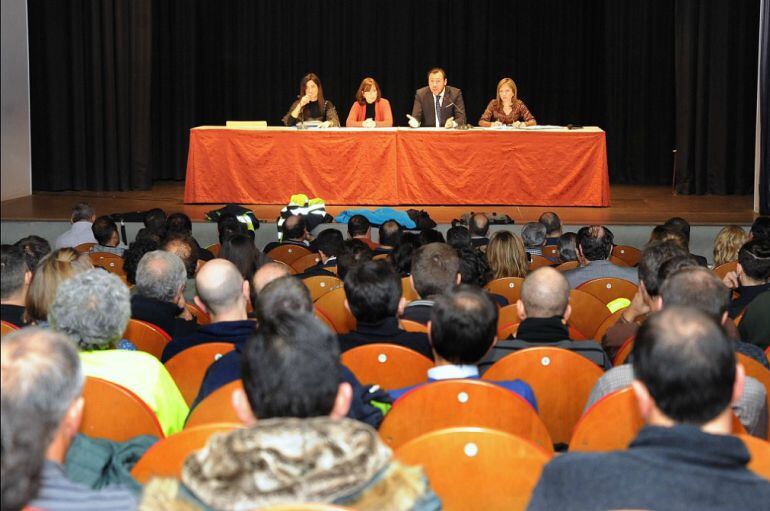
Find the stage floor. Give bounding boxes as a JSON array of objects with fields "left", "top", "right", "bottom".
[{"left": 0, "top": 181, "right": 756, "bottom": 225}]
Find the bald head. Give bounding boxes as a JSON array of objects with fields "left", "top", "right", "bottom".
[
  {"left": 253, "top": 262, "right": 291, "bottom": 294},
  {"left": 196, "top": 259, "right": 246, "bottom": 315},
  {"left": 521, "top": 267, "right": 570, "bottom": 317},
  {"left": 470, "top": 213, "right": 489, "bottom": 236}
]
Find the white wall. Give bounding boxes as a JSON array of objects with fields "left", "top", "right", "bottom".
[{"left": 1, "top": 0, "right": 32, "bottom": 201}]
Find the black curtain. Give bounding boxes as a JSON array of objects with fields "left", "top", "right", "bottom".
[
  {"left": 761, "top": 0, "right": 770, "bottom": 214},
  {"left": 28, "top": 0, "right": 759, "bottom": 195}
]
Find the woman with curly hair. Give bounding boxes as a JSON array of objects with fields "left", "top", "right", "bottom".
[{"left": 713, "top": 225, "right": 748, "bottom": 267}]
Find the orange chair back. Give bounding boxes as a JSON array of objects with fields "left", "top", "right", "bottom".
[
  {"left": 266, "top": 244, "right": 312, "bottom": 265},
  {"left": 185, "top": 380, "right": 243, "bottom": 429},
  {"left": 74, "top": 242, "right": 96, "bottom": 253},
  {"left": 123, "top": 319, "right": 171, "bottom": 359},
  {"left": 528, "top": 255, "right": 552, "bottom": 271},
  {"left": 205, "top": 243, "right": 221, "bottom": 257},
  {"left": 165, "top": 343, "right": 235, "bottom": 406},
  {"left": 379, "top": 379, "right": 553, "bottom": 453},
  {"left": 497, "top": 304, "right": 521, "bottom": 338},
  {"left": 593, "top": 309, "right": 625, "bottom": 343},
  {"left": 736, "top": 353, "right": 770, "bottom": 440},
  {"left": 611, "top": 245, "right": 642, "bottom": 267},
  {"left": 613, "top": 336, "right": 635, "bottom": 366},
  {"left": 186, "top": 303, "right": 211, "bottom": 325},
  {"left": 395, "top": 427, "right": 552, "bottom": 511},
  {"left": 341, "top": 344, "right": 433, "bottom": 390},
  {"left": 131, "top": 423, "right": 241, "bottom": 483},
  {"left": 401, "top": 276, "right": 420, "bottom": 302},
  {"left": 399, "top": 319, "right": 428, "bottom": 333},
  {"left": 314, "top": 287, "right": 356, "bottom": 334},
  {"left": 484, "top": 277, "right": 525, "bottom": 306},
  {"left": 484, "top": 347, "right": 604, "bottom": 445},
  {"left": 576, "top": 278, "right": 638, "bottom": 307},
  {"left": 713, "top": 260, "right": 739, "bottom": 280},
  {"left": 303, "top": 275, "right": 343, "bottom": 301},
  {"left": 291, "top": 253, "right": 323, "bottom": 273},
  {"left": 555, "top": 260, "right": 579, "bottom": 272},
  {"left": 80, "top": 377, "right": 164, "bottom": 441},
  {"left": 89, "top": 252, "right": 126, "bottom": 275},
  {"left": 1, "top": 320, "right": 19, "bottom": 337},
  {"left": 608, "top": 255, "right": 629, "bottom": 267},
  {"left": 738, "top": 434, "right": 770, "bottom": 480},
  {"left": 543, "top": 245, "right": 559, "bottom": 259},
  {"left": 568, "top": 289, "right": 613, "bottom": 339}
]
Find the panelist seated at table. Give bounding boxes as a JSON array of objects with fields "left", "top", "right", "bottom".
[
  {"left": 478, "top": 77, "right": 537, "bottom": 128},
  {"left": 407, "top": 67, "right": 466, "bottom": 128},
  {"left": 345, "top": 77, "right": 393, "bottom": 128},
  {"left": 282, "top": 72, "right": 340, "bottom": 128}
]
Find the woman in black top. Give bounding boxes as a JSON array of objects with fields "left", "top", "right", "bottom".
[{"left": 283, "top": 73, "right": 340, "bottom": 127}]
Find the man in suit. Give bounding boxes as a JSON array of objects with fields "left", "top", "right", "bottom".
[{"left": 408, "top": 68, "right": 466, "bottom": 128}]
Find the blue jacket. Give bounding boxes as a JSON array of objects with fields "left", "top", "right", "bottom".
[{"left": 161, "top": 320, "right": 256, "bottom": 363}]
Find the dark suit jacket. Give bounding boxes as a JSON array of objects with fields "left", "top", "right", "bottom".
[{"left": 411, "top": 86, "right": 466, "bottom": 127}]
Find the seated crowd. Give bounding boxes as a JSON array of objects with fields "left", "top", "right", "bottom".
[{"left": 1, "top": 205, "right": 769, "bottom": 510}]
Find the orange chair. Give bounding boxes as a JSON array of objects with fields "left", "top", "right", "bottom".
[
  {"left": 205, "top": 243, "right": 221, "bottom": 257},
  {"left": 395, "top": 427, "right": 552, "bottom": 511},
  {"left": 314, "top": 287, "right": 356, "bottom": 334},
  {"left": 80, "top": 377, "right": 164, "bottom": 441},
  {"left": 266, "top": 244, "right": 313, "bottom": 265},
  {"left": 484, "top": 277, "right": 525, "bottom": 305},
  {"left": 303, "top": 275, "right": 343, "bottom": 301},
  {"left": 291, "top": 252, "right": 323, "bottom": 273},
  {"left": 484, "top": 347, "right": 604, "bottom": 445},
  {"left": 74, "top": 242, "right": 96, "bottom": 253},
  {"left": 613, "top": 336, "right": 635, "bottom": 366},
  {"left": 379, "top": 379, "right": 553, "bottom": 453},
  {"left": 576, "top": 278, "right": 638, "bottom": 307},
  {"left": 1, "top": 320, "right": 19, "bottom": 337},
  {"left": 608, "top": 255, "right": 629, "bottom": 267},
  {"left": 555, "top": 261, "right": 579, "bottom": 272},
  {"left": 739, "top": 434, "right": 770, "bottom": 479},
  {"left": 528, "top": 255, "right": 553, "bottom": 271},
  {"left": 89, "top": 252, "right": 126, "bottom": 276},
  {"left": 164, "top": 343, "right": 235, "bottom": 406},
  {"left": 341, "top": 344, "right": 433, "bottom": 391},
  {"left": 713, "top": 260, "right": 739, "bottom": 280},
  {"left": 736, "top": 353, "right": 770, "bottom": 440},
  {"left": 497, "top": 304, "right": 521, "bottom": 338},
  {"left": 611, "top": 245, "right": 642, "bottom": 267},
  {"left": 593, "top": 309, "right": 625, "bottom": 342},
  {"left": 185, "top": 380, "right": 243, "bottom": 429},
  {"left": 399, "top": 319, "right": 428, "bottom": 333},
  {"left": 568, "top": 288, "right": 613, "bottom": 340},
  {"left": 123, "top": 319, "right": 172, "bottom": 359},
  {"left": 131, "top": 423, "right": 241, "bottom": 483},
  {"left": 543, "top": 245, "right": 559, "bottom": 259},
  {"left": 402, "top": 276, "right": 420, "bottom": 302},
  {"left": 186, "top": 302, "right": 211, "bottom": 325}
]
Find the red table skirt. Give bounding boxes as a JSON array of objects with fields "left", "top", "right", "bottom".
[{"left": 184, "top": 127, "right": 610, "bottom": 206}]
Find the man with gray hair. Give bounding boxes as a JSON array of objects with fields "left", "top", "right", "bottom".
[
  {"left": 161, "top": 259, "right": 256, "bottom": 362},
  {"left": 54, "top": 202, "right": 97, "bottom": 249},
  {"left": 479, "top": 267, "right": 611, "bottom": 371},
  {"left": 1, "top": 328, "right": 137, "bottom": 510},
  {"left": 521, "top": 221, "right": 548, "bottom": 259},
  {"left": 131, "top": 250, "right": 197, "bottom": 337}
]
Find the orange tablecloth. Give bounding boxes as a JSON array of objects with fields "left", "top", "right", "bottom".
[{"left": 184, "top": 127, "right": 610, "bottom": 206}]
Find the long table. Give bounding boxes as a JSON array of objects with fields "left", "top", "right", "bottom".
[{"left": 184, "top": 127, "right": 610, "bottom": 206}]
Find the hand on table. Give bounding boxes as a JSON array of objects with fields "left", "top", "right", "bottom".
[
  {"left": 319, "top": 121, "right": 332, "bottom": 129},
  {"left": 444, "top": 117, "right": 457, "bottom": 129},
  {"left": 362, "top": 118, "right": 376, "bottom": 128}
]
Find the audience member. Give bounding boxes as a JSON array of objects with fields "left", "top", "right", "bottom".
[
  {"left": 263, "top": 215, "right": 313, "bottom": 254},
  {"left": 161, "top": 231, "right": 200, "bottom": 302},
  {"left": 347, "top": 214, "right": 378, "bottom": 250},
  {"left": 390, "top": 286, "right": 537, "bottom": 409},
  {"left": 713, "top": 225, "right": 749, "bottom": 267},
  {"left": 469, "top": 213, "right": 490, "bottom": 249},
  {"left": 663, "top": 216, "right": 708, "bottom": 265},
  {"left": 375, "top": 220, "right": 402, "bottom": 255},
  {"left": 539, "top": 212, "right": 562, "bottom": 245},
  {"left": 219, "top": 233, "right": 267, "bottom": 283},
  {"left": 479, "top": 268, "right": 611, "bottom": 371},
  {"left": 23, "top": 248, "right": 92, "bottom": 326},
  {"left": 529, "top": 307, "right": 770, "bottom": 511},
  {"left": 146, "top": 314, "right": 439, "bottom": 510},
  {"left": 486, "top": 230, "right": 528, "bottom": 279},
  {"left": 49, "top": 270, "right": 188, "bottom": 435},
  {"left": 336, "top": 239, "right": 373, "bottom": 280},
  {"left": 131, "top": 250, "right": 197, "bottom": 337},
  {"left": 647, "top": 224, "right": 688, "bottom": 250},
  {"left": 251, "top": 262, "right": 290, "bottom": 296},
  {"left": 298, "top": 228, "right": 343, "bottom": 278},
  {"left": 136, "top": 208, "right": 166, "bottom": 241},
  {"left": 2, "top": 328, "right": 137, "bottom": 511},
  {"left": 15, "top": 235, "right": 52, "bottom": 272},
  {"left": 391, "top": 232, "right": 421, "bottom": 277},
  {"left": 456, "top": 246, "right": 492, "bottom": 288},
  {"left": 749, "top": 215, "right": 770, "bottom": 241},
  {"left": 53, "top": 202, "right": 97, "bottom": 249},
  {"left": 165, "top": 212, "right": 214, "bottom": 261},
  {"left": 419, "top": 229, "right": 445, "bottom": 245},
  {"left": 722, "top": 239, "right": 770, "bottom": 318},
  {"left": 122, "top": 236, "right": 160, "bottom": 286},
  {"left": 521, "top": 222, "right": 548, "bottom": 259},
  {"left": 88, "top": 216, "right": 125, "bottom": 256},
  {"left": 161, "top": 259, "right": 255, "bottom": 362},
  {"left": 556, "top": 232, "right": 578, "bottom": 263},
  {"left": 1, "top": 245, "right": 31, "bottom": 327},
  {"left": 338, "top": 260, "right": 433, "bottom": 359},
  {"left": 402, "top": 243, "right": 461, "bottom": 324},
  {"left": 216, "top": 214, "right": 252, "bottom": 245},
  {"left": 738, "top": 290, "right": 770, "bottom": 350},
  {"left": 446, "top": 225, "right": 472, "bottom": 250},
  {"left": 564, "top": 225, "right": 638, "bottom": 288}
]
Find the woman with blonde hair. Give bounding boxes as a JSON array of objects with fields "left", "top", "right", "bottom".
[
  {"left": 486, "top": 230, "right": 528, "bottom": 279},
  {"left": 478, "top": 78, "right": 536, "bottom": 127},
  {"left": 713, "top": 225, "right": 748, "bottom": 266},
  {"left": 23, "top": 248, "right": 92, "bottom": 325}
]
